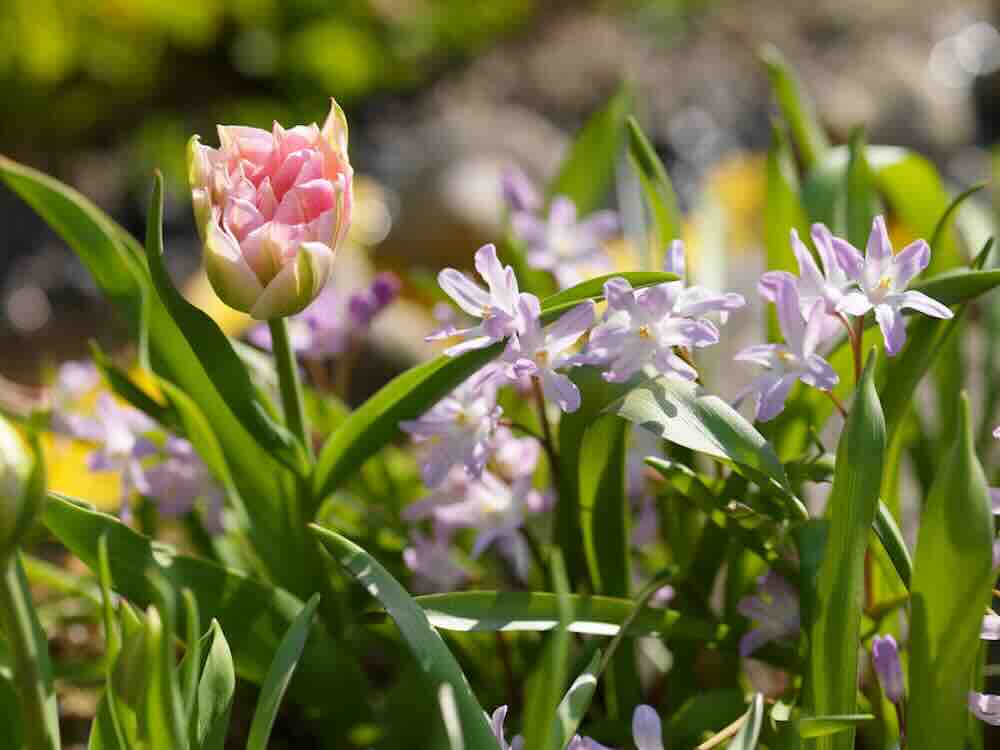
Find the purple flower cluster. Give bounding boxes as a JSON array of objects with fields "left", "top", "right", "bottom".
[
  {"left": 737, "top": 217, "right": 951, "bottom": 421},
  {"left": 51, "top": 361, "right": 225, "bottom": 531},
  {"left": 503, "top": 166, "right": 619, "bottom": 289},
  {"left": 249, "top": 271, "right": 400, "bottom": 358}
]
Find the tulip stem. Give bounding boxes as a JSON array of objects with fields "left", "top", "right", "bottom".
[
  {"left": 0, "top": 553, "right": 60, "bottom": 750},
  {"left": 269, "top": 318, "right": 313, "bottom": 461}
]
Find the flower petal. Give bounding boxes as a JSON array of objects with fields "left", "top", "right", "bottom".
[
  {"left": 891, "top": 239, "right": 931, "bottom": 288},
  {"left": 632, "top": 706, "right": 665, "bottom": 750},
  {"left": 875, "top": 303, "right": 907, "bottom": 356},
  {"left": 438, "top": 268, "right": 491, "bottom": 317},
  {"left": 896, "top": 289, "right": 953, "bottom": 320}
]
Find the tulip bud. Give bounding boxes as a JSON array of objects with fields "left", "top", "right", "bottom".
[
  {"left": 0, "top": 417, "right": 39, "bottom": 559},
  {"left": 187, "top": 99, "right": 353, "bottom": 320}
]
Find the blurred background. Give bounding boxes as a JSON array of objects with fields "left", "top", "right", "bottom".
[{"left": 2, "top": 0, "right": 1000, "bottom": 383}]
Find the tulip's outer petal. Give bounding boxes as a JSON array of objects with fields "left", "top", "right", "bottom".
[
  {"left": 896, "top": 290, "right": 954, "bottom": 320},
  {"left": 249, "top": 242, "right": 333, "bottom": 320},
  {"left": 874, "top": 303, "right": 907, "bottom": 355},
  {"left": 891, "top": 239, "right": 931, "bottom": 288},
  {"left": 203, "top": 221, "right": 264, "bottom": 314},
  {"left": 321, "top": 97, "right": 350, "bottom": 158},
  {"left": 632, "top": 705, "right": 665, "bottom": 750}
]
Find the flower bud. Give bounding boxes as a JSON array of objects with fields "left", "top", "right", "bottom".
[
  {"left": 0, "top": 416, "right": 38, "bottom": 559},
  {"left": 872, "top": 634, "right": 904, "bottom": 704},
  {"left": 187, "top": 99, "right": 353, "bottom": 320}
]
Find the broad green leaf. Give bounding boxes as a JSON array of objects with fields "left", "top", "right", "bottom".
[
  {"left": 549, "top": 88, "right": 630, "bottom": 215},
  {"left": 312, "top": 272, "right": 676, "bottom": 504},
  {"left": 845, "top": 128, "right": 878, "bottom": 251},
  {"left": 907, "top": 394, "right": 994, "bottom": 750},
  {"left": 549, "top": 649, "right": 601, "bottom": 750},
  {"left": 385, "top": 591, "right": 723, "bottom": 640},
  {"left": 910, "top": 268, "right": 1000, "bottom": 306},
  {"left": 91, "top": 344, "right": 174, "bottom": 429},
  {"left": 626, "top": 116, "right": 680, "bottom": 267},
  {"left": 42, "top": 493, "right": 343, "bottom": 702},
  {"left": 309, "top": 524, "right": 498, "bottom": 750},
  {"left": 0, "top": 156, "right": 145, "bottom": 325},
  {"left": 764, "top": 120, "right": 810, "bottom": 340},
  {"left": 606, "top": 375, "right": 800, "bottom": 516},
  {"left": 522, "top": 553, "right": 570, "bottom": 750},
  {"left": 760, "top": 45, "right": 829, "bottom": 170},
  {"left": 730, "top": 693, "right": 765, "bottom": 750},
  {"left": 246, "top": 595, "right": 320, "bottom": 750},
  {"left": 143, "top": 173, "right": 303, "bottom": 474},
  {"left": 807, "top": 352, "right": 885, "bottom": 750},
  {"left": 664, "top": 689, "right": 747, "bottom": 747},
  {"left": 798, "top": 714, "right": 875, "bottom": 738},
  {"left": 438, "top": 684, "right": 465, "bottom": 750},
  {"left": 871, "top": 501, "right": 911, "bottom": 590},
  {"left": 189, "top": 621, "right": 235, "bottom": 750},
  {"left": 0, "top": 654, "right": 23, "bottom": 750}
]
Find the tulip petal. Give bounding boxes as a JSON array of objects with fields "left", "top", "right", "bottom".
[{"left": 203, "top": 221, "right": 263, "bottom": 314}]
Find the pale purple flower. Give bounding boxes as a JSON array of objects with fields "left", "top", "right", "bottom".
[
  {"left": 402, "top": 529, "right": 469, "bottom": 593},
  {"left": 832, "top": 216, "right": 952, "bottom": 355},
  {"left": 489, "top": 706, "right": 524, "bottom": 750},
  {"left": 734, "top": 278, "right": 838, "bottom": 422},
  {"left": 501, "top": 166, "right": 541, "bottom": 214},
  {"left": 431, "top": 244, "right": 523, "bottom": 356},
  {"left": 433, "top": 470, "right": 543, "bottom": 580},
  {"left": 503, "top": 294, "right": 594, "bottom": 412},
  {"left": 249, "top": 272, "right": 399, "bottom": 358},
  {"left": 512, "top": 197, "right": 618, "bottom": 289},
  {"left": 401, "top": 466, "right": 473, "bottom": 523},
  {"left": 632, "top": 705, "right": 665, "bottom": 750},
  {"left": 566, "top": 737, "right": 612, "bottom": 750},
  {"left": 400, "top": 371, "right": 502, "bottom": 488},
  {"left": 587, "top": 277, "right": 719, "bottom": 383},
  {"left": 70, "top": 395, "right": 158, "bottom": 515},
  {"left": 872, "top": 634, "right": 905, "bottom": 704},
  {"left": 982, "top": 612, "right": 1000, "bottom": 640},
  {"left": 660, "top": 240, "right": 746, "bottom": 326},
  {"left": 737, "top": 571, "right": 800, "bottom": 656},
  {"left": 143, "top": 437, "right": 225, "bottom": 532},
  {"left": 969, "top": 692, "right": 1000, "bottom": 725},
  {"left": 492, "top": 427, "right": 541, "bottom": 481},
  {"left": 759, "top": 225, "right": 852, "bottom": 340}
]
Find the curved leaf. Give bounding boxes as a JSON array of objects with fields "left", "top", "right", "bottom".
[
  {"left": 606, "top": 375, "right": 798, "bottom": 515},
  {"left": 807, "top": 352, "right": 885, "bottom": 750},
  {"left": 549, "top": 88, "right": 630, "bottom": 215},
  {"left": 730, "top": 693, "right": 765, "bottom": 750},
  {"left": 872, "top": 501, "right": 911, "bottom": 590},
  {"left": 189, "top": 621, "right": 235, "bottom": 750},
  {"left": 760, "top": 45, "right": 829, "bottom": 170},
  {"left": 246, "top": 595, "right": 319, "bottom": 750},
  {"left": 309, "top": 524, "right": 498, "bottom": 750},
  {"left": 627, "top": 116, "right": 680, "bottom": 267},
  {"left": 907, "top": 394, "right": 994, "bottom": 750},
  {"left": 383, "top": 591, "right": 722, "bottom": 640},
  {"left": 42, "top": 493, "right": 342, "bottom": 703},
  {"left": 143, "top": 173, "right": 304, "bottom": 473},
  {"left": 549, "top": 649, "right": 601, "bottom": 750},
  {"left": 798, "top": 714, "right": 875, "bottom": 739}
]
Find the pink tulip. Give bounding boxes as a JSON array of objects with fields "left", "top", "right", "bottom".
[{"left": 187, "top": 100, "right": 353, "bottom": 319}]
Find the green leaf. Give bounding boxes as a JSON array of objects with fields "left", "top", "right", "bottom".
[
  {"left": 730, "top": 693, "right": 765, "bottom": 750},
  {"left": 871, "top": 501, "right": 911, "bottom": 590},
  {"left": 760, "top": 45, "right": 829, "bottom": 170},
  {"left": 929, "top": 183, "right": 986, "bottom": 254},
  {"left": 309, "top": 524, "right": 498, "bottom": 750},
  {"left": 438, "top": 684, "right": 466, "bottom": 750},
  {"left": 549, "top": 88, "right": 630, "bottom": 215},
  {"left": 798, "top": 714, "right": 875, "bottom": 738},
  {"left": 522, "top": 553, "right": 571, "bottom": 750},
  {"left": 549, "top": 649, "right": 602, "bottom": 750},
  {"left": 807, "top": 351, "right": 885, "bottom": 750},
  {"left": 189, "top": 621, "right": 235, "bottom": 750},
  {"left": 312, "top": 272, "right": 677, "bottom": 504},
  {"left": 909, "top": 268, "right": 1000, "bottom": 307},
  {"left": 907, "top": 394, "right": 994, "bottom": 750},
  {"left": 179, "top": 589, "right": 202, "bottom": 719},
  {"left": 246, "top": 595, "right": 320, "bottom": 750},
  {"left": 91, "top": 344, "right": 174, "bottom": 429},
  {"left": 143, "top": 576, "right": 187, "bottom": 750},
  {"left": 0, "top": 156, "right": 145, "bottom": 327},
  {"left": 626, "top": 116, "right": 680, "bottom": 268},
  {"left": 372, "top": 591, "right": 722, "bottom": 640},
  {"left": 143, "top": 173, "right": 304, "bottom": 474},
  {"left": 42, "top": 493, "right": 342, "bottom": 702},
  {"left": 606, "top": 375, "right": 800, "bottom": 516},
  {"left": 845, "top": 128, "right": 878, "bottom": 251},
  {"left": 764, "top": 119, "right": 810, "bottom": 340}
]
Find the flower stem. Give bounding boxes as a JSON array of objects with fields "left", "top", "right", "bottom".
[
  {"left": 838, "top": 313, "right": 862, "bottom": 384},
  {"left": 530, "top": 376, "right": 560, "bottom": 485},
  {"left": 269, "top": 318, "right": 312, "bottom": 461},
  {"left": 826, "top": 390, "right": 848, "bottom": 419},
  {"left": 0, "top": 553, "right": 60, "bottom": 750}
]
